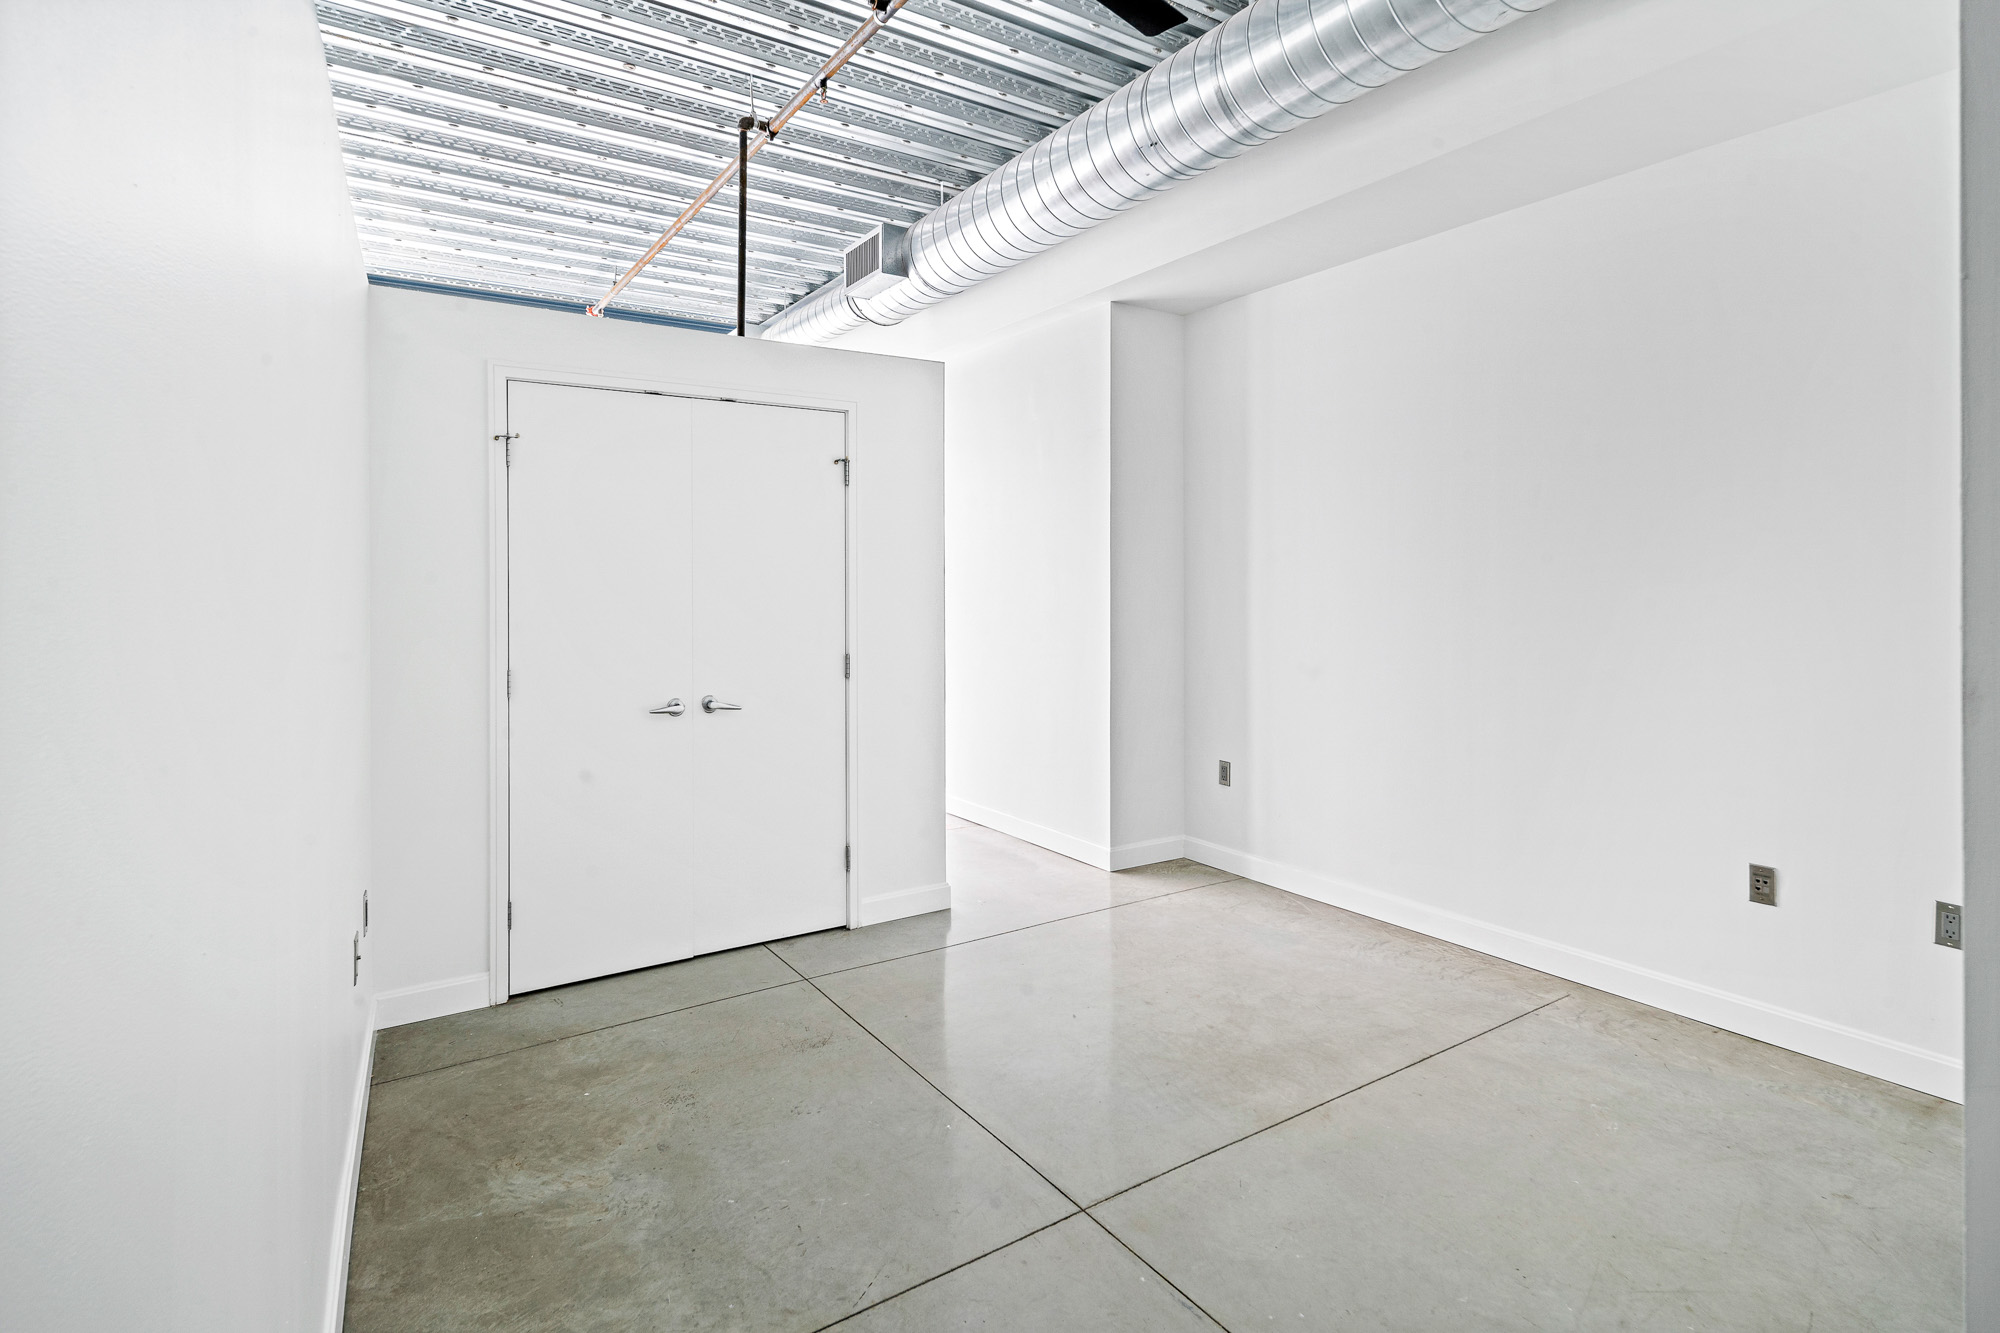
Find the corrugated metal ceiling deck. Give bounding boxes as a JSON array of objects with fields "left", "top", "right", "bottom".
[{"left": 319, "top": 0, "right": 1238, "bottom": 328}]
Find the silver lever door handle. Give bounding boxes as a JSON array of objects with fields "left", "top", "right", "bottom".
[
  {"left": 701, "top": 695, "right": 742, "bottom": 713},
  {"left": 649, "top": 698, "right": 684, "bottom": 716}
]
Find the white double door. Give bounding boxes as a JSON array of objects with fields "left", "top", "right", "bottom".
[{"left": 507, "top": 381, "right": 847, "bottom": 995}]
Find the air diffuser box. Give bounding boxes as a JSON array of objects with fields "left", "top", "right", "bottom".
[{"left": 844, "top": 223, "right": 910, "bottom": 299}]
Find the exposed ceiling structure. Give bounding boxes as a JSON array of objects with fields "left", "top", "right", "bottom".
[{"left": 318, "top": 0, "right": 1237, "bottom": 329}]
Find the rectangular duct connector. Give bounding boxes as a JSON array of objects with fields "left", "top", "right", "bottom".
[{"left": 843, "top": 223, "right": 910, "bottom": 299}]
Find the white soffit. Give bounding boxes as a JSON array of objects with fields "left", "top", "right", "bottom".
[{"left": 319, "top": 0, "right": 1233, "bottom": 328}]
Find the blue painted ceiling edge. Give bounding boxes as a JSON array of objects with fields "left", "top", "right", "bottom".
[{"left": 366, "top": 273, "right": 734, "bottom": 332}]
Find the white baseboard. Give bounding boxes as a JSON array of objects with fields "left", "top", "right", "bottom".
[
  {"left": 945, "top": 797, "right": 1185, "bottom": 872},
  {"left": 375, "top": 972, "right": 491, "bottom": 1029},
  {"left": 324, "top": 997, "right": 376, "bottom": 1333},
  {"left": 1110, "top": 835, "right": 1186, "bottom": 871},
  {"left": 947, "top": 796, "right": 1113, "bottom": 870},
  {"left": 1184, "top": 838, "right": 1964, "bottom": 1103},
  {"left": 860, "top": 880, "right": 951, "bottom": 926}
]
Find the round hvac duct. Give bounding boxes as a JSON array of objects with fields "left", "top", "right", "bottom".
[{"left": 760, "top": 0, "right": 1552, "bottom": 344}]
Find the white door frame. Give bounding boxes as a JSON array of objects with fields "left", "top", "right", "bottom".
[{"left": 485, "top": 360, "right": 861, "bottom": 1006}]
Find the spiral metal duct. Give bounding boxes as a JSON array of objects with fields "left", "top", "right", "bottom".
[{"left": 760, "top": 0, "right": 1551, "bottom": 343}]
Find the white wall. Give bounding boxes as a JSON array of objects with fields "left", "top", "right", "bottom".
[
  {"left": 1961, "top": 0, "right": 2000, "bottom": 1306},
  {"left": 1109, "top": 306, "right": 1186, "bottom": 862},
  {"left": 882, "top": 0, "right": 1960, "bottom": 1100},
  {"left": 945, "top": 307, "right": 1112, "bottom": 860},
  {"left": 1183, "top": 74, "right": 1963, "bottom": 1098},
  {"left": 944, "top": 305, "right": 1185, "bottom": 869},
  {"left": 0, "top": 4, "right": 373, "bottom": 1330},
  {"left": 368, "top": 286, "right": 944, "bottom": 1019}
]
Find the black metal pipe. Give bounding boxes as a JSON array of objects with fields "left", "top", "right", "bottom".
[{"left": 736, "top": 115, "right": 753, "bottom": 336}]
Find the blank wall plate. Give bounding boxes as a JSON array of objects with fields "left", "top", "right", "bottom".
[
  {"left": 1936, "top": 901, "right": 1962, "bottom": 949},
  {"left": 1749, "top": 864, "right": 1777, "bottom": 907}
]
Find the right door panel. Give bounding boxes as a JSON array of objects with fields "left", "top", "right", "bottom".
[{"left": 689, "top": 398, "right": 849, "bottom": 955}]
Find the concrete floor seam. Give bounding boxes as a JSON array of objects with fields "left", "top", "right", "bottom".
[
  {"left": 759, "top": 946, "right": 1161, "bottom": 1329},
  {"left": 367, "top": 957, "right": 802, "bottom": 1087},
  {"left": 804, "top": 1209, "right": 1085, "bottom": 1333},
  {"left": 772, "top": 946, "right": 1091, "bottom": 1203},
  {"left": 772, "top": 946, "right": 1083, "bottom": 1195},
  {"left": 371, "top": 869, "right": 1236, "bottom": 1088},
  {"left": 1073, "top": 1210, "right": 1233, "bottom": 1332},
  {"left": 1080, "top": 992, "right": 1576, "bottom": 1214},
  {"left": 775, "top": 920, "right": 1373, "bottom": 1333},
  {"left": 791, "top": 871, "right": 1243, "bottom": 981},
  {"left": 789, "top": 941, "right": 1230, "bottom": 1333}
]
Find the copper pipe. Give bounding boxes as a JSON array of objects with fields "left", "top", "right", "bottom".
[{"left": 586, "top": 0, "right": 910, "bottom": 319}]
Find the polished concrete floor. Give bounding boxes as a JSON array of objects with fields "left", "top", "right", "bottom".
[{"left": 346, "top": 818, "right": 1964, "bottom": 1331}]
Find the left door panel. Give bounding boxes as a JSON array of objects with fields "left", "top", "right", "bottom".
[{"left": 508, "top": 382, "right": 694, "bottom": 994}]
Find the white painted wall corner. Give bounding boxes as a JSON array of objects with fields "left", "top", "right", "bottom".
[
  {"left": 858, "top": 881, "right": 951, "bottom": 926},
  {"left": 948, "top": 796, "right": 1112, "bottom": 869},
  {"left": 947, "top": 797, "right": 1186, "bottom": 871},
  {"left": 375, "top": 973, "right": 491, "bottom": 1029},
  {"left": 1110, "top": 835, "right": 1187, "bottom": 871}
]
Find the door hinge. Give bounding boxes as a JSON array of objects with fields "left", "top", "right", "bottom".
[
  {"left": 844, "top": 652, "right": 850, "bottom": 679},
  {"left": 506, "top": 668, "right": 512, "bottom": 698},
  {"left": 844, "top": 845, "right": 851, "bottom": 872},
  {"left": 833, "top": 455, "right": 849, "bottom": 486},
  {"left": 507, "top": 900, "right": 513, "bottom": 930}
]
